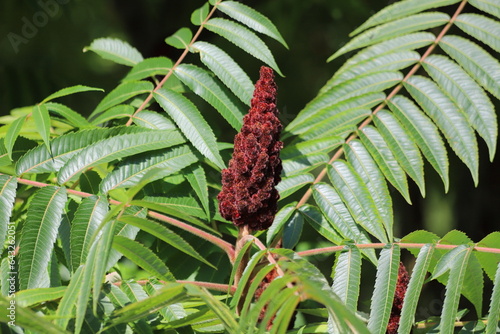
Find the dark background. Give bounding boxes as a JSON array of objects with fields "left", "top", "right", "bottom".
[{"left": 1, "top": 0, "right": 499, "bottom": 319}]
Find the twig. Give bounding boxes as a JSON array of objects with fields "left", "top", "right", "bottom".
[
  {"left": 296, "top": 242, "right": 500, "bottom": 257},
  {"left": 10, "top": 174, "right": 235, "bottom": 261},
  {"left": 125, "top": 0, "right": 222, "bottom": 126}
]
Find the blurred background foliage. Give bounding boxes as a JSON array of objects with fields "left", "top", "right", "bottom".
[{"left": 1, "top": 0, "right": 499, "bottom": 318}]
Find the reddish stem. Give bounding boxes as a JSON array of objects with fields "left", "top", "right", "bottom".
[
  {"left": 125, "top": 1, "right": 222, "bottom": 126},
  {"left": 10, "top": 174, "right": 235, "bottom": 261},
  {"left": 296, "top": 242, "right": 500, "bottom": 257}
]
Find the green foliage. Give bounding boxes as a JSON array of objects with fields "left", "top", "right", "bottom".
[{"left": 1, "top": 0, "right": 500, "bottom": 333}]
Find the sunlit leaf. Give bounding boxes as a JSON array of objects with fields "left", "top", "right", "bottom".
[
  {"left": 154, "top": 88, "right": 225, "bottom": 169},
  {"left": 204, "top": 18, "right": 283, "bottom": 76},
  {"left": 91, "top": 81, "right": 153, "bottom": 117},
  {"left": 19, "top": 186, "right": 67, "bottom": 289},
  {"left": 455, "top": 13, "right": 500, "bottom": 53},
  {"left": 41, "top": 85, "right": 103, "bottom": 104},
  {"left": 113, "top": 235, "right": 175, "bottom": 282},
  {"left": 367, "top": 244, "right": 400, "bottom": 334},
  {"left": 0, "top": 175, "right": 17, "bottom": 246},
  {"left": 217, "top": 1, "right": 288, "bottom": 48},
  {"left": 329, "top": 12, "right": 449, "bottom": 61},
  {"left": 32, "top": 104, "right": 51, "bottom": 153},
  {"left": 57, "top": 129, "right": 184, "bottom": 183},
  {"left": 165, "top": 27, "right": 193, "bottom": 49},
  {"left": 328, "top": 160, "right": 387, "bottom": 242},
  {"left": 84, "top": 37, "right": 143, "bottom": 66},
  {"left": 192, "top": 41, "right": 254, "bottom": 104},
  {"left": 422, "top": 54, "right": 497, "bottom": 161},
  {"left": 331, "top": 244, "right": 362, "bottom": 310},
  {"left": 405, "top": 75, "right": 478, "bottom": 185},
  {"left": 440, "top": 35, "right": 500, "bottom": 100},
  {"left": 174, "top": 63, "right": 245, "bottom": 130}
]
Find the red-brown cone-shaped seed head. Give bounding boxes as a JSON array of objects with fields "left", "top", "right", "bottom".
[
  {"left": 387, "top": 262, "right": 409, "bottom": 334},
  {"left": 217, "top": 66, "right": 283, "bottom": 231}
]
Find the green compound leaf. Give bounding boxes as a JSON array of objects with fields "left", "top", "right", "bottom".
[
  {"left": 132, "top": 110, "right": 176, "bottom": 130},
  {"left": 185, "top": 163, "right": 210, "bottom": 220},
  {"left": 331, "top": 244, "right": 362, "bottom": 310},
  {"left": 329, "top": 12, "right": 449, "bottom": 61},
  {"left": 5, "top": 115, "right": 27, "bottom": 160},
  {"left": 41, "top": 85, "right": 103, "bottom": 104},
  {"left": 45, "top": 102, "right": 91, "bottom": 128},
  {"left": 312, "top": 182, "right": 374, "bottom": 244},
  {"left": 123, "top": 57, "right": 173, "bottom": 82},
  {"left": 475, "top": 232, "right": 500, "bottom": 281},
  {"left": 57, "top": 129, "right": 185, "bottom": 183},
  {"left": 100, "top": 144, "right": 198, "bottom": 193},
  {"left": 19, "top": 186, "right": 67, "bottom": 290},
  {"left": 486, "top": 263, "right": 500, "bottom": 334},
  {"left": 455, "top": 13, "right": 500, "bottom": 53},
  {"left": 113, "top": 235, "right": 175, "bottom": 282},
  {"left": 439, "top": 35, "right": 500, "bottom": 100},
  {"left": 15, "top": 286, "right": 67, "bottom": 308},
  {"left": 469, "top": 0, "right": 500, "bottom": 19},
  {"left": 367, "top": 244, "right": 400, "bottom": 334},
  {"left": 387, "top": 95, "right": 449, "bottom": 192},
  {"left": 398, "top": 244, "right": 435, "bottom": 333},
  {"left": 174, "top": 63, "right": 245, "bottom": 131},
  {"left": 91, "top": 105, "right": 134, "bottom": 126},
  {"left": 204, "top": 18, "right": 283, "bottom": 76},
  {"left": 326, "top": 32, "right": 434, "bottom": 93},
  {"left": 344, "top": 140, "right": 393, "bottom": 236},
  {"left": 422, "top": 54, "right": 497, "bottom": 161},
  {"left": 192, "top": 41, "right": 254, "bottom": 104},
  {"left": 277, "top": 173, "right": 314, "bottom": 200},
  {"left": 267, "top": 203, "right": 297, "bottom": 245},
  {"left": 16, "top": 127, "right": 149, "bottom": 175},
  {"left": 70, "top": 196, "right": 108, "bottom": 271},
  {"left": 351, "top": 0, "right": 459, "bottom": 36},
  {"left": 404, "top": 75, "right": 478, "bottom": 185},
  {"left": 374, "top": 109, "right": 425, "bottom": 197},
  {"left": 359, "top": 125, "right": 411, "bottom": 204},
  {"left": 0, "top": 175, "right": 17, "bottom": 246},
  {"left": 118, "top": 216, "right": 214, "bottom": 268},
  {"left": 0, "top": 294, "right": 69, "bottom": 334},
  {"left": 191, "top": 2, "right": 209, "bottom": 25},
  {"left": 154, "top": 88, "right": 225, "bottom": 169},
  {"left": 299, "top": 204, "right": 344, "bottom": 246},
  {"left": 328, "top": 160, "right": 387, "bottom": 243},
  {"left": 438, "top": 245, "right": 473, "bottom": 334},
  {"left": 91, "top": 81, "right": 153, "bottom": 118},
  {"left": 330, "top": 50, "right": 420, "bottom": 87},
  {"left": 217, "top": 1, "right": 288, "bottom": 48},
  {"left": 84, "top": 37, "right": 144, "bottom": 66},
  {"left": 32, "top": 104, "right": 51, "bottom": 154},
  {"left": 165, "top": 27, "right": 193, "bottom": 49}
]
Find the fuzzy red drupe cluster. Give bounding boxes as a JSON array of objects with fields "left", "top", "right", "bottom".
[
  {"left": 217, "top": 66, "right": 283, "bottom": 231},
  {"left": 387, "top": 262, "right": 410, "bottom": 334}
]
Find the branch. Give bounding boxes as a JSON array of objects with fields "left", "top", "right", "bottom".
[
  {"left": 295, "top": 0, "right": 469, "bottom": 209},
  {"left": 125, "top": 0, "right": 222, "bottom": 126},
  {"left": 11, "top": 174, "right": 235, "bottom": 261},
  {"left": 296, "top": 242, "right": 500, "bottom": 257}
]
